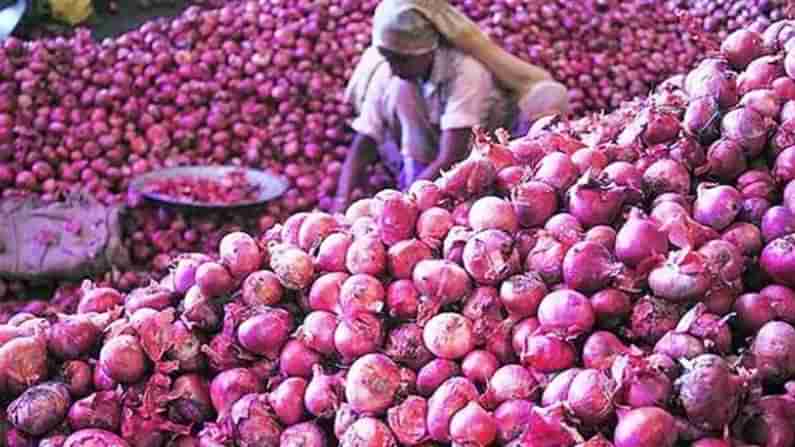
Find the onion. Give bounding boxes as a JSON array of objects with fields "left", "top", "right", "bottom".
[
  {"left": 526, "top": 232, "right": 569, "bottom": 285},
  {"left": 384, "top": 323, "right": 434, "bottom": 371},
  {"left": 416, "top": 207, "right": 453, "bottom": 250},
  {"left": 613, "top": 407, "right": 677, "bottom": 447},
  {"left": 8, "top": 382, "right": 70, "bottom": 436},
  {"left": 483, "top": 364, "right": 538, "bottom": 406},
  {"left": 334, "top": 314, "right": 384, "bottom": 364},
  {"left": 339, "top": 273, "right": 385, "bottom": 319},
  {"left": 195, "top": 262, "right": 234, "bottom": 298},
  {"left": 449, "top": 401, "right": 497, "bottom": 447},
  {"left": 494, "top": 400, "right": 534, "bottom": 444},
  {"left": 241, "top": 270, "right": 283, "bottom": 307},
  {"left": 463, "top": 229, "right": 520, "bottom": 286},
  {"left": 236, "top": 307, "right": 293, "bottom": 358},
  {"left": 308, "top": 272, "right": 347, "bottom": 314},
  {"left": 722, "top": 29, "right": 766, "bottom": 69},
  {"left": 296, "top": 311, "right": 337, "bottom": 356},
  {"left": 386, "top": 279, "right": 420, "bottom": 320},
  {"left": 538, "top": 289, "right": 595, "bottom": 336},
  {"left": 693, "top": 183, "right": 742, "bottom": 231},
  {"left": 416, "top": 359, "right": 460, "bottom": 397},
  {"left": 642, "top": 159, "right": 691, "bottom": 197},
  {"left": 751, "top": 321, "right": 795, "bottom": 384},
  {"left": 648, "top": 249, "right": 712, "bottom": 302},
  {"left": 387, "top": 239, "right": 433, "bottom": 280},
  {"left": 314, "top": 232, "right": 354, "bottom": 273},
  {"left": 512, "top": 181, "right": 559, "bottom": 228},
  {"left": 98, "top": 335, "right": 148, "bottom": 384},
  {"left": 305, "top": 366, "right": 344, "bottom": 418},
  {"left": 583, "top": 331, "right": 629, "bottom": 370},
  {"left": 280, "top": 422, "right": 326, "bottom": 447},
  {"left": 208, "top": 368, "right": 261, "bottom": 417},
  {"left": 408, "top": 180, "right": 442, "bottom": 211},
  {"left": 219, "top": 231, "right": 262, "bottom": 278},
  {"left": 520, "top": 333, "right": 577, "bottom": 373},
  {"left": 340, "top": 417, "right": 396, "bottom": 447},
  {"left": 500, "top": 273, "right": 547, "bottom": 319},
  {"left": 297, "top": 212, "right": 339, "bottom": 252},
  {"left": 371, "top": 190, "right": 419, "bottom": 246},
  {"left": 345, "top": 353, "right": 400, "bottom": 415},
  {"left": 270, "top": 244, "right": 315, "bottom": 290},
  {"left": 427, "top": 377, "right": 479, "bottom": 442},
  {"left": 562, "top": 241, "right": 620, "bottom": 293},
  {"left": 469, "top": 196, "right": 519, "bottom": 233},
  {"left": 387, "top": 396, "right": 428, "bottom": 446},
  {"left": 534, "top": 152, "right": 579, "bottom": 192},
  {"left": 567, "top": 369, "right": 616, "bottom": 426},
  {"left": 345, "top": 235, "right": 387, "bottom": 276},
  {"left": 566, "top": 172, "right": 627, "bottom": 228},
  {"left": 761, "top": 235, "right": 795, "bottom": 288},
  {"left": 423, "top": 313, "right": 475, "bottom": 360},
  {"left": 269, "top": 377, "right": 308, "bottom": 426},
  {"left": 279, "top": 340, "right": 322, "bottom": 379},
  {"left": 675, "top": 354, "right": 742, "bottom": 432}
]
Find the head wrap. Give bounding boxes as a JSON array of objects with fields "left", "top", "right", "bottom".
[{"left": 372, "top": 4, "right": 440, "bottom": 55}]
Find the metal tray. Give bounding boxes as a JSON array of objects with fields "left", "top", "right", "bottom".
[{"left": 129, "top": 166, "right": 288, "bottom": 210}]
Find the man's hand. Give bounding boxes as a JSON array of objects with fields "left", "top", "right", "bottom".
[
  {"left": 333, "top": 133, "right": 378, "bottom": 214},
  {"left": 416, "top": 127, "right": 472, "bottom": 182}
]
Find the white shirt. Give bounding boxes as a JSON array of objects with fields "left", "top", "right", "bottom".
[{"left": 351, "top": 46, "right": 512, "bottom": 147}]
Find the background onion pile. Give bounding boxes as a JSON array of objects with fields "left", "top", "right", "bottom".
[
  {"left": 2, "top": 0, "right": 791, "bottom": 300},
  {"left": 2, "top": 16, "right": 795, "bottom": 446}
]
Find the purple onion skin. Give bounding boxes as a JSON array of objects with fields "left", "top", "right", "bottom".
[{"left": 7, "top": 382, "right": 71, "bottom": 436}]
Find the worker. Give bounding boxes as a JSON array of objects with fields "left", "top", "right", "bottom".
[{"left": 333, "top": 0, "right": 569, "bottom": 212}]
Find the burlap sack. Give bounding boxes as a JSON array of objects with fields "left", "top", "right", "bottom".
[{"left": 0, "top": 193, "right": 129, "bottom": 280}]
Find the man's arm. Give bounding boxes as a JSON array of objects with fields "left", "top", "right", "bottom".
[
  {"left": 333, "top": 133, "right": 379, "bottom": 213},
  {"left": 415, "top": 127, "right": 471, "bottom": 182}
]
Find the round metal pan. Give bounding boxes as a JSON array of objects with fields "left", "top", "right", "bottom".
[{"left": 129, "top": 166, "right": 288, "bottom": 210}]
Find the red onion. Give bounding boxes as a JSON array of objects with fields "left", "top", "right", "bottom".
[
  {"left": 648, "top": 250, "right": 712, "bottom": 302},
  {"left": 241, "top": 270, "right": 283, "bottom": 307},
  {"left": 269, "top": 377, "right": 308, "bottom": 426},
  {"left": 613, "top": 407, "right": 677, "bottom": 447},
  {"left": 537, "top": 289, "right": 595, "bottom": 336},
  {"left": 463, "top": 229, "right": 520, "bottom": 286},
  {"left": 339, "top": 273, "right": 385, "bottom": 319},
  {"left": 387, "top": 239, "right": 433, "bottom": 280},
  {"left": 416, "top": 359, "right": 460, "bottom": 397},
  {"left": 219, "top": 231, "right": 262, "bottom": 278},
  {"left": 334, "top": 314, "right": 384, "bottom": 364},
  {"left": 279, "top": 339, "right": 322, "bottom": 379},
  {"left": 387, "top": 396, "right": 428, "bottom": 446},
  {"left": 386, "top": 279, "right": 420, "bottom": 320},
  {"left": 415, "top": 207, "right": 453, "bottom": 251},
  {"left": 512, "top": 180, "right": 559, "bottom": 228},
  {"left": 761, "top": 235, "right": 795, "bottom": 288},
  {"left": 520, "top": 333, "right": 577, "bottom": 373},
  {"left": 423, "top": 313, "right": 475, "bottom": 360},
  {"left": 340, "top": 417, "right": 396, "bottom": 447},
  {"left": 308, "top": 272, "right": 347, "bottom": 314},
  {"left": 305, "top": 366, "right": 344, "bottom": 418},
  {"left": 449, "top": 401, "right": 497, "bottom": 447},
  {"left": 494, "top": 399, "right": 534, "bottom": 444},
  {"left": 643, "top": 159, "right": 691, "bottom": 197},
  {"left": 427, "top": 377, "right": 479, "bottom": 442},
  {"left": 562, "top": 240, "right": 620, "bottom": 293},
  {"left": 345, "top": 353, "right": 400, "bottom": 415},
  {"left": 371, "top": 190, "right": 419, "bottom": 246},
  {"left": 208, "top": 368, "right": 261, "bottom": 417},
  {"left": 469, "top": 196, "right": 519, "bottom": 233},
  {"left": 314, "top": 232, "right": 354, "bottom": 273},
  {"left": 615, "top": 208, "right": 668, "bottom": 267}
]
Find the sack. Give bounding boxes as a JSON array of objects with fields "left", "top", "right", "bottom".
[
  {"left": 0, "top": 193, "right": 130, "bottom": 281},
  {"left": 48, "top": 0, "right": 92, "bottom": 25}
]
